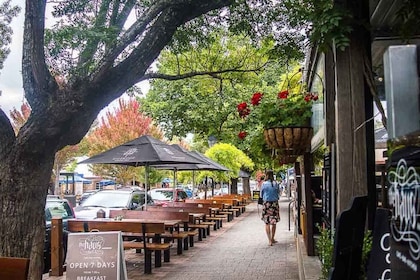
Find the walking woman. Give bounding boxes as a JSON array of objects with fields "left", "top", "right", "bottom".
[{"left": 260, "top": 170, "right": 280, "bottom": 246}]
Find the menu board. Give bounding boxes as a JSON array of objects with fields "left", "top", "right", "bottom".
[
  {"left": 252, "top": 190, "right": 260, "bottom": 200},
  {"left": 66, "top": 231, "right": 127, "bottom": 280},
  {"left": 388, "top": 145, "right": 420, "bottom": 279}
]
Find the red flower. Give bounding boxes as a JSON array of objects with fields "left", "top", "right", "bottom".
[
  {"left": 304, "top": 93, "right": 312, "bottom": 102},
  {"left": 250, "top": 92, "right": 263, "bottom": 106},
  {"left": 311, "top": 93, "right": 319, "bottom": 101},
  {"left": 278, "top": 90, "right": 289, "bottom": 99},
  {"left": 237, "top": 102, "right": 250, "bottom": 118},
  {"left": 237, "top": 102, "right": 247, "bottom": 111},
  {"left": 238, "top": 131, "right": 247, "bottom": 139}
]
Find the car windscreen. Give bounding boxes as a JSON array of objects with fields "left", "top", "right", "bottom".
[
  {"left": 82, "top": 191, "right": 132, "bottom": 208},
  {"left": 177, "top": 191, "right": 188, "bottom": 200},
  {"left": 45, "top": 200, "right": 74, "bottom": 221},
  {"left": 151, "top": 190, "right": 174, "bottom": 201}
]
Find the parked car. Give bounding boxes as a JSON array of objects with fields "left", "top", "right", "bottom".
[
  {"left": 78, "top": 189, "right": 99, "bottom": 205},
  {"left": 148, "top": 188, "right": 188, "bottom": 206},
  {"left": 73, "top": 188, "right": 154, "bottom": 219},
  {"left": 44, "top": 197, "right": 75, "bottom": 273}
]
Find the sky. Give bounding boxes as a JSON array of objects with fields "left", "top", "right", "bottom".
[
  {"left": 0, "top": 0, "right": 24, "bottom": 116},
  {"left": 0, "top": 0, "right": 149, "bottom": 120}
]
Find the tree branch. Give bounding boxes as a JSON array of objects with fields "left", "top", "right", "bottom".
[
  {"left": 94, "top": 0, "right": 231, "bottom": 88},
  {"left": 141, "top": 66, "right": 266, "bottom": 81},
  {"left": 77, "top": 0, "right": 113, "bottom": 69},
  {"left": 22, "top": 0, "right": 55, "bottom": 111},
  {"left": 90, "top": 1, "right": 171, "bottom": 79}
]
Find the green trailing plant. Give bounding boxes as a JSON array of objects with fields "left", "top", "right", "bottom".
[
  {"left": 316, "top": 225, "right": 334, "bottom": 280},
  {"left": 315, "top": 226, "right": 374, "bottom": 280},
  {"left": 360, "top": 230, "right": 373, "bottom": 280}
]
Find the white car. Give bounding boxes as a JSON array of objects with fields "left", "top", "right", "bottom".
[{"left": 74, "top": 189, "right": 154, "bottom": 219}]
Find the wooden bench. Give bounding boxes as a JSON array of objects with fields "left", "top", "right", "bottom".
[
  {"left": 209, "top": 197, "right": 245, "bottom": 214},
  {"left": 0, "top": 257, "right": 30, "bottom": 280},
  {"left": 67, "top": 219, "right": 171, "bottom": 274},
  {"left": 185, "top": 199, "right": 241, "bottom": 219},
  {"left": 146, "top": 206, "right": 216, "bottom": 240},
  {"left": 204, "top": 197, "right": 246, "bottom": 214},
  {"left": 109, "top": 209, "right": 191, "bottom": 254},
  {"left": 170, "top": 202, "right": 228, "bottom": 226},
  {"left": 215, "top": 194, "right": 252, "bottom": 205}
]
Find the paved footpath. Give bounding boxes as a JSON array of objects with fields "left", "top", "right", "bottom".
[{"left": 44, "top": 196, "right": 299, "bottom": 280}]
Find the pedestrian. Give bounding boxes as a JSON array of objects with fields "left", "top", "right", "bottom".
[{"left": 260, "top": 169, "right": 280, "bottom": 246}]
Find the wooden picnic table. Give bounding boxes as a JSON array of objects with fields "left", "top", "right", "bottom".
[{"left": 66, "top": 218, "right": 172, "bottom": 274}]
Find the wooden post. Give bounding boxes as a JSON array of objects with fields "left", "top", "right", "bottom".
[
  {"left": 302, "top": 152, "right": 314, "bottom": 255},
  {"left": 50, "top": 217, "right": 64, "bottom": 276},
  {"left": 334, "top": 0, "right": 370, "bottom": 214}
]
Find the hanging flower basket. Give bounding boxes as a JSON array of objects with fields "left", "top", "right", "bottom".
[{"left": 263, "top": 126, "right": 313, "bottom": 155}]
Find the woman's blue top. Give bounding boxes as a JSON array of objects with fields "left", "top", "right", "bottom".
[{"left": 261, "top": 180, "right": 279, "bottom": 202}]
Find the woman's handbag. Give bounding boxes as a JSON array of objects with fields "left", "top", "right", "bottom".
[{"left": 258, "top": 197, "right": 263, "bottom": 205}]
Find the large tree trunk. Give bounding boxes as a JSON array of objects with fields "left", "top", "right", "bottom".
[{"left": 0, "top": 118, "right": 57, "bottom": 279}]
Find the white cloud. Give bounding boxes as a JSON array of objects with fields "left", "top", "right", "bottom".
[{"left": 0, "top": 0, "right": 24, "bottom": 118}]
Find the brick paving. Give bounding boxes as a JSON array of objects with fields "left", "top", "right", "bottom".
[{"left": 44, "top": 196, "right": 300, "bottom": 280}]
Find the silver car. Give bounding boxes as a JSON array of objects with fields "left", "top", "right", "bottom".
[{"left": 74, "top": 188, "right": 154, "bottom": 219}]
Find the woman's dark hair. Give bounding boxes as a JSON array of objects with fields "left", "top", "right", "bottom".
[{"left": 265, "top": 170, "right": 275, "bottom": 182}]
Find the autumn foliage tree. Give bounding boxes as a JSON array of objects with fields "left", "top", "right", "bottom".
[{"left": 83, "top": 98, "right": 163, "bottom": 185}]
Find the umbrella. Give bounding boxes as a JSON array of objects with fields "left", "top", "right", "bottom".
[
  {"left": 79, "top": 135, "right": 204, "bottom": 166},
  {"left": 153, "top": 145, "right": 230, "bottom": 171},
  {"left": 153, "top": 145, "right": 230, "bottom": 200},
  {"left": 78, "top": 135, "right": 205, "bottom": 208}
]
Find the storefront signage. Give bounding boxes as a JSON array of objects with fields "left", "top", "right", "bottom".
[
  {"left": 66, "top": 231, "right": 127, "bottom": 280},
  {"left": 388, "top": 158, "right": 420, "bottom": 278}
]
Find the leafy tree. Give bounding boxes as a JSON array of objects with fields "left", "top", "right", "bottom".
[
  {"left": 0, "top": 0, "right": 20, "bottom": 74},
  {"left": 82, "top": 98, "right": 164, "bottom": 185},
  {"left": 140, "top": 33, "right": 286, "bottom": 140},
  {"left": 201, "top": 142, "right": 254, "bottom": 187},
  {"left": 0, "top": 1, "right": 311, "bottom": 278}
]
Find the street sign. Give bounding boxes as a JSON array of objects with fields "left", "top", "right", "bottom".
[{"left": 66, "top": 231, "right": 127, "bottom": 280}]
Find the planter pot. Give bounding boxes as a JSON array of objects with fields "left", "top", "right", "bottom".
[{"left": 263, "top": 126, "right": 313, "bottom": 155}]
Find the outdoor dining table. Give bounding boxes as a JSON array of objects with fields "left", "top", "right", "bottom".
[
  {"left": 93, "top": 218, "right": 182, "bottom": 234},
  {"left": 188, "top": 213, "right": 205, "bottom": 224}
]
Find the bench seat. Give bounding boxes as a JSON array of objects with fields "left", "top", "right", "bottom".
[{"left": 161, "top": 231, "right": 189, "bottom": 254}]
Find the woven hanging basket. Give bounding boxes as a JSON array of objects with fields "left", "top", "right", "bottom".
[
  {"left": 272, "top": 148, "right": 299, "bottom": 165},
  {"left": 263, "top": 126, "right": 313, "bottom": 155},
  {"left": 277, "top": 155, "right": 299, "bottom": 165}
]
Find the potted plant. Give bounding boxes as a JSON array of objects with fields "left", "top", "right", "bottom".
[{"left": 236, "top": 78, "right": 318, "bottom": 159}]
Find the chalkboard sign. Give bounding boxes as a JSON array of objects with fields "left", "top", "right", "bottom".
[
  {"left": 367, "top": 208, "right": 391, "bottom": 280},
  {"left": 252, "top": 190, "right": 260, "bottom": 200},
  {"left": 387, "top": 145, "right": 420, "bottom": 279},
  {"left": 66, "top": 231, "right": 127, "bottom": 280}
]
